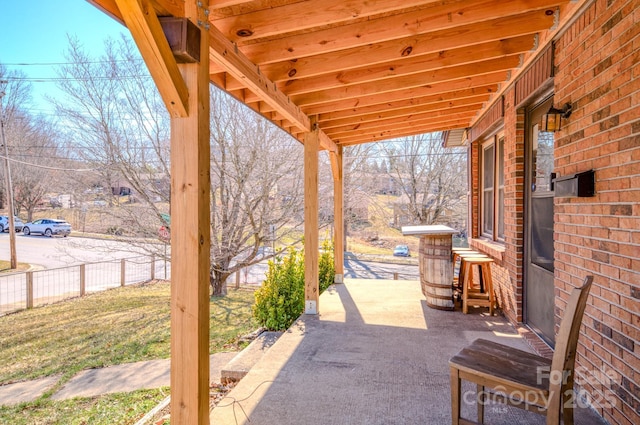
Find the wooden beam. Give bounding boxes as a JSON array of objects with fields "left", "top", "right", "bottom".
[
  {"left": 320, "top": 102, "right": 485, "bottom": 130},
  {"left": 208, "top": 24, "right": 310, "bottom": 132},
  {"left": 272, "top": 36, "right": 535, "bottom": 96},
  {"left": 316, "top": 93, "right": 491, "bottom": 124},
  {"left": 290, "top": 57, "right": 518, "bottom": 106},
  {"left": 210, "top": 0, "right": 253, "bottom": 9},
  {"left": 238, "top": 0, "right": 563, "bottom": 65},
  {"left": 213, "top": 0, "right": 440, "bottom": 42},
  {"left": 329, "top": 146, "right": 344, "bottom": 283},
  {"left": 304, "top": 124, "right": 320, "bottom": 314},
  {"left": 319, "top": 130, "right": 338, "bottom": 153},
  {"left": 324, "top": 112, "right": 476, "bottom": 139},
  {"left": 114, "top": 0, "right": 189, "bottom": 117},
  {"left": 227, "top": 18, "right": 544, "bottom": 92},
  {"left": 335, "top": 121, "right": 470, "bottom": 146},
  {"left": 303, "top": 85, "right": 499, "bottom": 118},
  {"left": 169, "top": 1, "right": 211, "bottom": 425}
]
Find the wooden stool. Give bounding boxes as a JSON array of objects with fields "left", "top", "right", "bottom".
[
  {"left": 451, "top": 247, "right": 476, "bottom": 263},
  {"left": 460, "top": 257, "right": 495, "bottom": 315},
  {"left": 452, "top": 251, "right": 487, "bottom": 290}
]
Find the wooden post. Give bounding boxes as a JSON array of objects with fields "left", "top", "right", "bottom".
[
  {"left": 150, "top": 255, "right": 155, "bottom": 280},
  {"left": 26, "top": 271, "right": 33, "bottom": 309},
  {"left": 170, "top": 2, "right": 211, "bottom": 424},
  {"left": 329, "top": 146, "right": 344, "bottom": 284},
  {"left": 80, "top": 264, "right": 86, "bottom": 297},
  {"left": 235, "top": 270, "right": 240, "bottom": 289},
  {"left": 304, "top": 123, "right": 320, "bottom": 314},
  {"left": 121, "top": 258, "right": 126, "bottom": 287}
]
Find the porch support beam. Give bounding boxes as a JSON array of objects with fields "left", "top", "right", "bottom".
[
  {"left": 168, "top": 1, "right": 211, "bottom": 424},
  {"left": 114, "top": 0, "right": 189, "bottom": 117},
  {"left": 330, "top": 146, "right": 344, "bottom": 284},
  {"left": 207, "top": 25, "right": 338, "bottom": 153},
  {"left": 208, "top": 24, "right": 309, "bottom": 132},
  {"left": 304, "top": 123, "right": 320, "bottom": 314}
]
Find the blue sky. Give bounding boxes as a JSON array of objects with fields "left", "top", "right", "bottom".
[{"left": 0, "top": 1, "right": 131, "bottom": 114}]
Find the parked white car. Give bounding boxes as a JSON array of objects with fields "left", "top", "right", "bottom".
[
  {"left": 0, "top": 216, "right": 24, "bottom": 233},
  {"left": 22, "top": 219, "right": 72, "bottom": 237}
]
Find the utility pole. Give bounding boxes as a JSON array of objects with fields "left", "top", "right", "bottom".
[{"left": 0, "top": 80, "right": 17, "bottom": 269}]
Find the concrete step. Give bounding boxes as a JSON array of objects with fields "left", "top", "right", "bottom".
[{"left": 221, "top": 331, "right": 282, "bottom": 384}]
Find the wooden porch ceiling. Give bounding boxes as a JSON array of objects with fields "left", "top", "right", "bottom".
[{"left": 90, "top": 0, "right": 581, "bottom": 149}]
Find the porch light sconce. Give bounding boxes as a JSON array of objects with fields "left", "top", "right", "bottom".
[{"left": 539, "top": 103, "right": 572, "bottom": 132}]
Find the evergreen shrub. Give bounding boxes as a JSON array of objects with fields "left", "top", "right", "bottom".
[{"left": 254, "top": 239, "right": 334, "bottom": 330}]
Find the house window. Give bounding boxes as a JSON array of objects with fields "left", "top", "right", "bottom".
[{"left": 481, "top": 134, "right": 504, "bottom": 241}]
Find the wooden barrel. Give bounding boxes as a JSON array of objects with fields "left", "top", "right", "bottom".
[{"left": 419, "top": 234, "right": 454, "bottom": 310}]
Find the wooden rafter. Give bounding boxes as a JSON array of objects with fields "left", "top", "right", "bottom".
[
  {"left": 208, "top": 24, "right": 337, "bottom": 151},
  {"left": 114, "top": 0, "right": 189, "bottom": 117},
  {"left": 92, "top": 0, "right": 580, "bottom": 149},
  {"left": 213, "top": 0, "right": 443, "bottom": 42},
  {"left": 233, "top": 0, "right": 562, "bottom": 64}
]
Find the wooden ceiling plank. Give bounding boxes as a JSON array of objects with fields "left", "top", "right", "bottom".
[
  {"left": 302, "top": 84, "right": 499, "bottom": 117},
  {"left": 231, "top": 67, "right": 505, "bottom": 107},
  {"left": 224, "top": 13, "right": 550, "bottom": 92},
  {"left": 315, "top": 91, "right": 492, "bottom": 123},
  {"left": 208, "top": 24, "right": 311, "bottom": 133},
  {"left": 290, "top": 56, "right": 519, "bottom": 107},
  {"left": 320, "top": 102, "right": 486, "bottom": 130},
  {"left": 324, "top": 111, "right": 476, "bottom": 138},
  {"left": 210, "top": 0, "right": 256, "bottom": 9},
  {"left": 114, "top": 0, "right": 189, "bottom": 117},
  {"left": 335, "top": 120, "right": 471, "bottom": 145},
  {"left": 276, "top": 36, "right": 534, "bottom": 96},
  {"left": 213, "top": 0, "right": 441, "bottom": 42},
  {"left": 272, "top": 89, "right": 491, "bottom": 122},
  {"left": 239, "top": 0, "right": 564, "bottom": 64}
]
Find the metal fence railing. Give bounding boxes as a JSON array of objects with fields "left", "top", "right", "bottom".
[
  {"left": 0, "top": 255, "right": 171, "bottom": 316},
  {"left": 1, "top": 254, "right": 420, "bottom": 316}
]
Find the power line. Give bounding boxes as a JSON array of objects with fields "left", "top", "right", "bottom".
[
  {"left": 0, "top": 153, "right": 98, "bottom": 172},
  {"left": 3, "top": 59, "right": 143, "bottom": 67},
  {"left": 6, "top": 75, "right": 151, "bottom": 83}
]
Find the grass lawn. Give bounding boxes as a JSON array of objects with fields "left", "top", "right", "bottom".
[{"left": 0, "top": 281, "right": 258, "bottom": 424}]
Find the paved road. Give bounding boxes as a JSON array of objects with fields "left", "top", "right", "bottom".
[
  {"left": 344, "top": 257, "right": 419, "bottom": 280},
  {"left": 240, "top": 256, "right": 420, "bottom": 285},
  {"left": 0, "top": 234, "right": 170, "bottom": 314},
  {"left": 0, "top": 232, "right": 161, "bottom": 269}
]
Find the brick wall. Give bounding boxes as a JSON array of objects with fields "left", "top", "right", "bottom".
[
  {"left": 553, "top": 1, "right": 640, "bottom": 424},
  {"left": 502, "top": 88, "right": 526, "bottom": 324}
]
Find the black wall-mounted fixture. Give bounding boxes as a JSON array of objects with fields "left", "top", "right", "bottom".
[
  {"left": 539, "top": 103, "right": 572, "bottom": 132},
  {"left": 553, "top": 169, "right": 595, "bottom": 197}
]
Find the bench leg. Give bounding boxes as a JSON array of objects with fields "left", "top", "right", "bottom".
[
  {"left": 477, "top": 384, "right": 485, "bottom": 424},
  {"left": 450, "top": 366, "right": 461, "bottom": 425},
  {"left": 562, "top": 387, "right": 575, "bottom": 425}
]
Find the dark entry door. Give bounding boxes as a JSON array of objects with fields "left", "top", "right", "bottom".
[{"left": 525, "top": 97, "right": 556, "bottom": 346}]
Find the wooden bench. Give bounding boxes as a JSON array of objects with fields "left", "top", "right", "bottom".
[{"left": 449, "top": 275, "right": 593, "bottom": 425}]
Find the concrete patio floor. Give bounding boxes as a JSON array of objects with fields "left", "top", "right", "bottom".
[{"left": 211, "top": 279, "right": 606, "bottom": 425}]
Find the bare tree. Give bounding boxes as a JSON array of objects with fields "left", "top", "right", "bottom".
[
  {"left": 54, "top": 36, "right": 173, "bottom": 243},
  {"left": 7, "top": 114, "right": 59, "bottom": 221},
  {"left": 55, "top": 37, "right": 305, "bottom": 296},
  {"left": 379, "top": 133, "right": 467, "bottom": 229},
  {"left": 209, "top": 88, "right": 304, "bottom": 295},
  {"left": 0, "top": 65, "right": 63, "bottom": 221}
]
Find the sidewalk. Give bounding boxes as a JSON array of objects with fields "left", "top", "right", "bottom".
[{"left": 0, "top": 352, "right": 236, "bottom": 406}]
